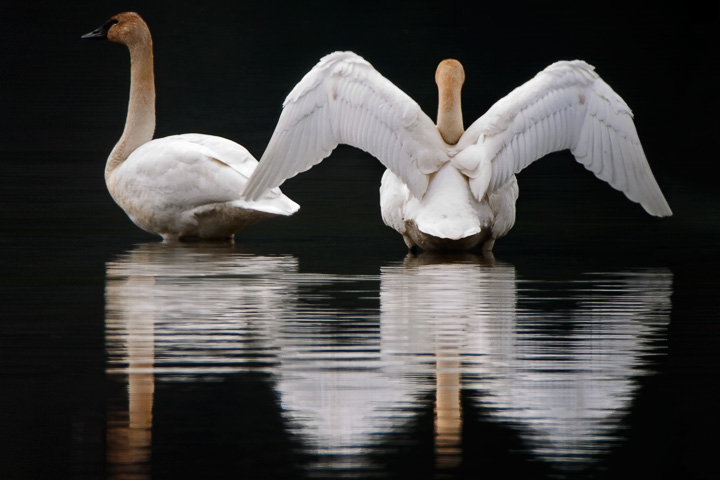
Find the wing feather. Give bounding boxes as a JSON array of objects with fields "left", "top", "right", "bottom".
[
  {"left": 608, "top": 128, "right": 623, "bottom": 188},
  {"left": 537, "top": 106, "right": 547, "bottom": 156},
  {"left": 547, "top": 110, "right": 558, "bottom": 152},
  {"left": 600, "top": 123, "right": 613, "bottom": 180},
  {"left": 455, "top": 60, "right": 671, "bottom": 216},
  {"left": 244, "top": 51, "right": 446, "bottom": 201}
]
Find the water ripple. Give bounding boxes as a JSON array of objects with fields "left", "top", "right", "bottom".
[{"left": 105, "top": 244, "right": 671, "bottom": 478}]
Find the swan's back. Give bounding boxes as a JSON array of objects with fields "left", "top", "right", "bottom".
[{"left": 109, "top": 134, "right": 298, "bottom": 240}]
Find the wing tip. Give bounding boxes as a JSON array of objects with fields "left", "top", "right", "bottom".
[{"left": 648, "top": 201, "right": 673, "bottom": 218}]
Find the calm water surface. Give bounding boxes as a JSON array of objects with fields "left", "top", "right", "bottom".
[{"left": 102, "top": 243, "right": 672, "bottom": 479}]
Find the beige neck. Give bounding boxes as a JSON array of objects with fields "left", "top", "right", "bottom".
[
  {"left": 435, "top": 60, "right": 465, "bottom": 145},
  {"left": 436, "top": 84, "right": 464, "bottom": 145},
  {"left": 106, "top": 36, "right": 156, "bottom": 181}
]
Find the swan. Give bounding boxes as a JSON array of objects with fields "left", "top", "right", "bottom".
[
  {"left": 244, "top": 51, "right": 672, "bottom": 251},
  {"left": 81, "top": 12, "right": 299, "bottom": 241}
]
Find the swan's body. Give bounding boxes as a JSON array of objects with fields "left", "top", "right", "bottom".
[
  {"left": 82, "top": 12, "right": 298, "bottom": 241},
  {"left": 244, "top": 51, "right": 671, "bottom": 251}
]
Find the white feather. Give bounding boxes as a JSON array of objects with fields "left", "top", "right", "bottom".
[
  {"left": 110, "top": 134, "right": 299, "bottom": 238},
  {"left": 244, "top": 52, "right": 447, "bottom": 201},
  {"left": 453, "top": 60, "right": 671, "bottom": 217}
]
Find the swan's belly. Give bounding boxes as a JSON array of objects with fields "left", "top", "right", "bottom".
[{"left": 120, "top": 200, "right": 275, "bottom": 240}]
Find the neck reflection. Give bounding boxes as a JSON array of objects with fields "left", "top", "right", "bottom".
[{"left": 104, "top": 242, "right": 299, "bottom": 478}]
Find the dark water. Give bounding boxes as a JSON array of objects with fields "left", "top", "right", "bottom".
[
  {"left": 105, "top": 248, "right": 670, "bottom": 478},
  {"left": 1, "top": 151, "right": 718, "bottom": 480},
  {"left": 2, "top": 2, "right": 718, "bottom": 479}
]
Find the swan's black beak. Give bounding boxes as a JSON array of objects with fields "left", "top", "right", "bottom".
[{"left": 81, "top": 19, "right": 117, "bottom": 40}]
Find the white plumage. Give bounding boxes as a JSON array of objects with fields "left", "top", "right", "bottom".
[
  {"left": 245, "top": 51, "right": 671, "bottom": 251},
  {"left": 110, "top": 134, "right": 299, "bottom": 240},
  {"left": 83, "top": 12, "right": 298, "bottom": 241},
  {"left": 247, "top": 52, "right": 446, "bottom": 202}
]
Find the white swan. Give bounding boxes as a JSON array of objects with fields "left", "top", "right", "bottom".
[
  {"left": 244, "top": 51, "right": 672, "bottom": 251},
  {"left": 82, "top": 12, "right": 298, "bottom": 241}
]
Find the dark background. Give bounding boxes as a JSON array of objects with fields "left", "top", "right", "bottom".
[{"left": 1, "top": 1, "right": 718, "bottom": 479}]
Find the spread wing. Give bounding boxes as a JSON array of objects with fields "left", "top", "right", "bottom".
[
  {"left": 454, "top": 60, "right": 671, "bottom": 216},
  {"left": 244, "top": 51, "right": 447, "bottom": 201}
]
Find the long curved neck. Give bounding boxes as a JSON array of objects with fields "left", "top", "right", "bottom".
[
  {"left": 106, "top": 36, "right": 156, "bottom": 180},
  {"left": 436, "top": 83, "right": 464, "bottom": 145}
]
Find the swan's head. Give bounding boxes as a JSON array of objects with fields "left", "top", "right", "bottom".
[
  {"left": 435, "top": 59, "right": 465, "bottom": 90},
  {"left": 434, "top": 59, "right": 465, "bottom": 145},
  {"left": 81, "top": 12, "right": 150, "bottom": 47}
]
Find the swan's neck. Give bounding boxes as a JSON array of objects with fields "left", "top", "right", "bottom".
[
  {"left": 106, "top": 37, "right": 155, "bottom": 180},
  {"left": 436, "top": 81, "right": 464, "bottom": 146}
]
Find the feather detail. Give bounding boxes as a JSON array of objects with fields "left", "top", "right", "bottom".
[
  {"left": 244, "top": 52, "right": 447, "bottom": 201},
  {"left": 452, "top": 61, "right": 671, "bottom": 216}
]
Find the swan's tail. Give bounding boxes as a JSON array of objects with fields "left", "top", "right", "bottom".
[{"left": 231, "top": 190, "right": 300, "bottom": 217}]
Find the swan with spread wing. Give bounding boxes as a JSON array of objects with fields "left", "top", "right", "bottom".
[{"left": 244, "top": 51, "right": 671, "bottom": 251}]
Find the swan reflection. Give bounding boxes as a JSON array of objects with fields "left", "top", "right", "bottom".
[
  {"left": 104, "top": 243, "right": 299, "bottom": 478},
  {"left": 105, "top": 245, "right": 671, "bottom": 477},
  {"left": 380, "top": 253, "right": 671, "bottom": 471},
  {"left": 276, "top": 253, "right": 671, "bottom": 476},
  {"left": 380, "top": 253, "right": 517, "bottom": 472}
]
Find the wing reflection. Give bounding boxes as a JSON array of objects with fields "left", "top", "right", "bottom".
[
  {"left": 104, "top": 242, "right": 298, "bottom": 479},
  {"left": 476, "top": 269, "right": 672, "bottom": 466},
  {"left": 379, "top": 253, "right": 672, "bottom": 472}
]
